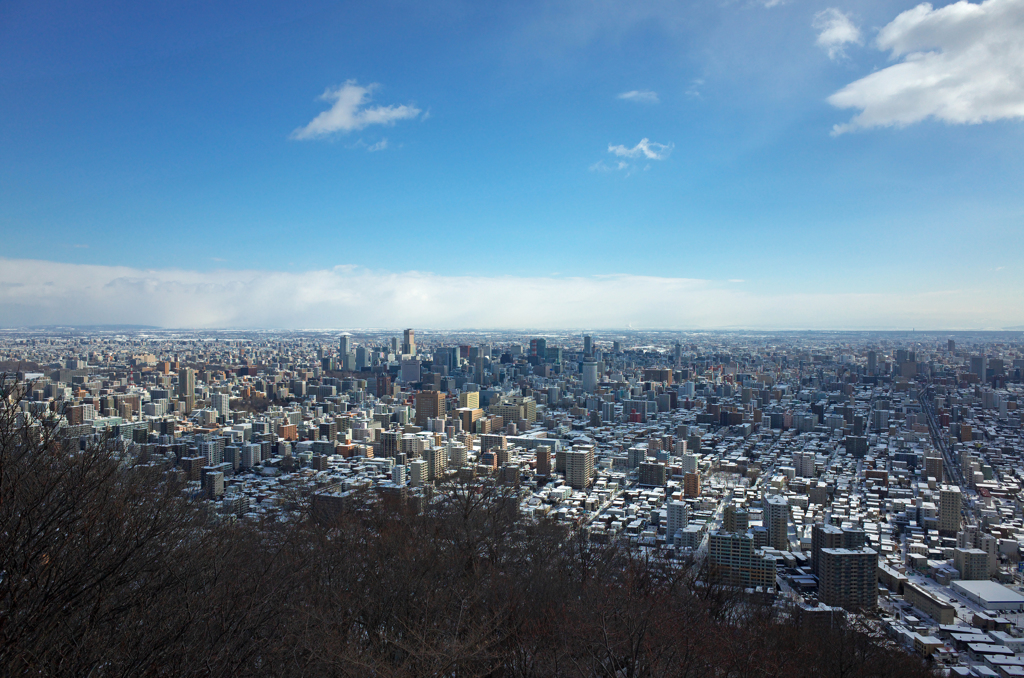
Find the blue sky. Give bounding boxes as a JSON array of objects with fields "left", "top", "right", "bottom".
[{"left": 1, "top": 0, "right": 1023, "bottom": 329}]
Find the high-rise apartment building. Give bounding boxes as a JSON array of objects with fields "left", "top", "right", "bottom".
[
  {"left": 939, "top": 485, "right": 962, "bottom": 536},
  {"left": 638, "top": 462, "right": 667, "bottom": 487},
  {"left": 565, "top": 448, "right": 593, "bottom": 489},
  {"left": 953, "top": 548, "right": 989, "bottom": 580},
  {"left": 766, "top": 495, "right": 790, "bottom": 551},
  {"left": 723, "top": 504, "right": 748, "bottom": 534},
  {"left": 818, "top": 547, "right": 877, "bottom": 611},
  {"left": 683, "top": 472, "right": 701, "bottom": 498},
  {"left": 708, "top": 531, "right": 776, "bottom": 590},
  {"left": 536, "top": 445, "right": 551, "bottom": 478},
  {"left": 666, "top": 500, "right": 689, "bottom": 539}
]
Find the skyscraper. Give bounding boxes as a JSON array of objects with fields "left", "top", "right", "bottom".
[
  {"left": 582, "top": 359, "right": 598, "bottom": 393},
  {"left": 402, "top": 328, "right": 416, "bottom": 356},
  {"left": 178, "top": 367, "right": 195, "bottom": 399},
  {"left": 339, "top": 335, "right": 352, "bottom": 355},
  {"left": 583, "top": 335, "right": 593, "bottom": 357}
]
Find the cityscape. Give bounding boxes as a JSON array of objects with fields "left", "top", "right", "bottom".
[
  {"left": 3, "top": 0, "right": 1024, "bottom": 675},
  {"left": 4, "top": 327, "right": 1024, "bottom": 674}
]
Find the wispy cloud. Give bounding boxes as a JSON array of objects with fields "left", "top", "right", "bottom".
[
  {"left": 813, "top": 8, "right": 862, "bottom": 60},
  {"left": 589, "top": 160, "right": 630, "bottom": 172},
  {"left": 367, "top": 138, "right": 389, "bottom": 152},
  {"left": 291, "top": 80, "right": 421, "bottom": 140},
  {"left": 617, "top": 90, "right": 660, "bottom": 103},
  {"left": 829, "top": 0, "right": 1024, "bottom": 134},
  {"left": 608, "top": 138, "right": 674, "bottom": 160},
  {"left": 0, "top": 258, "right": 1016, "bottom": 330},
  {"left": 685, "top": 79, "right": 704, "bottom": 98}
]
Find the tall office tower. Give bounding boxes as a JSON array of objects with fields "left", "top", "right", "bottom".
[
  {"left": 435, "top": 346, "right": 458, "bottom": 374},
  {"left": 681, "top": 453, "right": 698, "bottom": 474},
  {"left": 939, "top": 485, "right": 963, "bottom": 536},
  {"left": 971, "top": 355, "right": 987, "bottom": 379},
  {"left": 178, "top": 368, "right": 195, "bottom": 399},
  {"left": 355, "top": 346, "right": 370, "bottom": 370},
  {"left": 723, "top": 503, "right": 748, "bottom": 534},
  {"left": 475, "top": 356, "right": 486, "bottom": 385},
  {"left": 925, "top": 455, "right": 944, "bottom": 483},
  {"left": 867, "top": 350, "right": 877, "bottom": 374},
  {"left": 707, "top": 531, "right": 777, "bottom": 590},
  {"left": 666, "top": 500, "right": 689, "bottom": 539},
  {"left": 583, "top": 335, "right": 593, "bottom": 357},
  {"left": 766, "top": 495, "right": 790, "bottom": 551},
  {"left": 339, "top": 335, "right": 352, "bottom": 355},
  {"left": 401, "top": 359, "right": 421, "bottom": 384},
  {"left": 414, "top": 390, "right": 445, "bottom": 427},
  {"left": 819, "top": 547, "right": 877, "bottom": 611},
  {"left": 565, "top": 448, "right": 593, "bottom": 489},
  {"left": 402, "top": 328, "right": 416, "bottom": 356},
  {"left": 612, "top": 341, "right": 621, "bottom": 353},
  {"left": 390, "top": 337, "right": 399, "bottom": 354},
  {"left": 536, "top": 445, "right": 551, "bottom": 478},
  {"left": 683, "top": 472, "right": 701, "bottom": 498},
  {"left": 582, "top": 359, "right": 598, "bottom": 393},
  {"left": 673, "top": 342, "right": 682, "bottom": 365},
  {"left": 530, "top": 337, "right": 547, "bottom": 359},
  {"left": 948, "top": 338, "right": 956, "bottom": 352}
]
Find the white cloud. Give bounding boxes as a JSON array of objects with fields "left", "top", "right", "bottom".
[
  {"left": 608, "top": 138, "right": 674, "bottom": 160},
  {"left": 0, "top": 258, "right": 1019, "bottom": 330},
  {"left": 367, "top": 138, "right": 389, "bottom": 152},
  {"left": 813, "top": 8, "right": 862, "bottom": 60},
  {"left": 685, "top": 79, "right": 704, "bottom": 98},
  {"left": 617, "top": 90, "right": 660, "bottom": 103},
  {"left": 589, "top": 160, "right": 630, "bottom": 172},
  {"left": 829, "top": 0, "right": 1024, "bottom": 134},
  {"left": 291, "top": 80, "right": 421, "bottom": 140}
]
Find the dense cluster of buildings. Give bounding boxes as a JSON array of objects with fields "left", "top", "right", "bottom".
[{"left": 5, "top": 327, "right": 1024, "bottom": 673}]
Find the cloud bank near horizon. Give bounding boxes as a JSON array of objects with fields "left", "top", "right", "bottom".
[{"left": 0, "top": 258, "right": 1018, "bottom": 330}]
